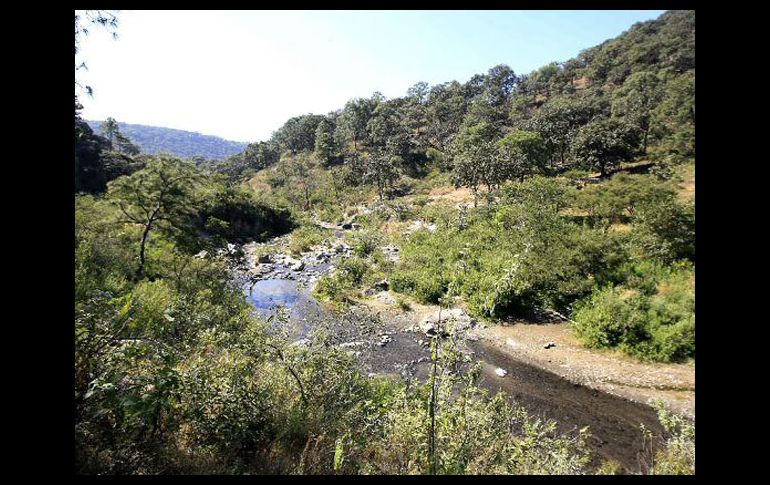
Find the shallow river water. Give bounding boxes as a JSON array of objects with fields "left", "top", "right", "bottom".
[{"left": 240, "top": 248, "right": 666, "bottom": 473}]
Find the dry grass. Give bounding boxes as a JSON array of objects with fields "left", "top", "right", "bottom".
[
  {"left": 573, "top": 76, "right": 589, "bottom": 89},
  {"left": 675, "top": 164, "right": 695, "bottom": 202},
  {"left": 427, "top": 185, "right": 475, "bottom": 206}
]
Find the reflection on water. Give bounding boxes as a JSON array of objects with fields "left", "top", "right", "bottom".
[
  {"left": 244, "top": 278, "right": 326, "bottom": 337},
  {"left": 246, "top": 279, "right": 301, "bottom": 309}
]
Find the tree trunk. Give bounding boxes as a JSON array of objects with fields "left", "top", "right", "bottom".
[
  {"left": 137, "top": 221, "right": 152, "bottom": 279},
  {"left": 137, "top": 207, "right": 161, "bottom": 280}
]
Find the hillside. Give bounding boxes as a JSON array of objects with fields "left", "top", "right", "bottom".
[
  {"left": 75, "top": 10, "right": 695, "bottom": 476},
  {"left": 86, "top": 120, "right": 248, "bottom": 160}
]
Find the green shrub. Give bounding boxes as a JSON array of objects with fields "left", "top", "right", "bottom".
[
  {"left": 632, "top": 198, "right": 695, "bottom": 263},
  {"left": 572, "top": 264, "right": 694, "bottom": 362},
  {"left": 351, "top": 230, "right": 382, "bottom": 257},
  {"left": 396, "top": 297, "right": 411, "bottom": 312},
  {"left": 646, "top": 403, "right": 695, "bottom": 475},
  {"left": 288, "top": 225, "right": 330, "bottom": 256}
]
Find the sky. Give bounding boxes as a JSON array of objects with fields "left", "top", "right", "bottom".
[{"left": 76, "top": 10, "right": 667, "bottom": 143}]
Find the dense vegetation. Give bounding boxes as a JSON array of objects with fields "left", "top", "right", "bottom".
[
  {"left": 87, "top": 120, "right": 248, "bottom": 160},
  {"left": 233, "top": 10, "right": 696, "bottom": 362},
  {"left": 75, "top": 10, "right": 695, "bottom": 475}
]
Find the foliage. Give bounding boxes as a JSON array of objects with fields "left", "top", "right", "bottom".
[
  {"left": 570, "top": 118, "right": 641, "bottom": 176},
  {"left": 106, "top": 155, "right": 202, "bottom": 278},
  {"left": 76, "top": 9, "right": 696, "bottom": 474},
  {"left": 571, "top": 262, "right": 694, "bottom": 362},
  {"left": 573, "top": 173, "right": 677, "bottom": 228},
  {"left": 392, "top": 177, "right": 626, "bottom": 317},
  {"left": 632, "top": 197, "right": 695, "bottom": 263},
  {"left": 496, "top": 130, "right": 548, "bottom": 180},
  {"left": 287, "top": 224, "right": 331, "bottom": 256},
  {"left": 645, "top": 403, "right": 695, "bottom": 475},
  {"left": 197, "top": 182, "right": 294, "bottom": 244},
  {"left": 611, "top": 71, "right": 664, "bottom": 151}
]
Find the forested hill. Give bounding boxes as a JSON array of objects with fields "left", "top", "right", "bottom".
[
  {"left": 214, "top": 9, "right": 694, "bottom": 182},
  {"left": 86, "top": 120, "right": 248, "bottom": 160}
]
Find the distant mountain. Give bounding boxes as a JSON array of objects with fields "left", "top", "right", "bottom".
[{"left": 86, "top": 121, "right": 248, "bottom": 160}]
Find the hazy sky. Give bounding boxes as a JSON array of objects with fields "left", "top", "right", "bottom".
[{"left": 77, "top": 10, "right": 667, "bottom": 143}]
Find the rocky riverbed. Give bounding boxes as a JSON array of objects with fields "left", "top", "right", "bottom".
[{"left": 233, "top": 226, "right": 683, "bottom": 473}]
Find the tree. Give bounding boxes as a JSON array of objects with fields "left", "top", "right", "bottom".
[
  {"left": 75, "top": 10, "right": 119, "bottom": 98},
  {"left": 75, "top": 99, "right": 111, "bottom": 194},
  {"left": 570, "top": 118, "right": 641, "bottom": 177},
  {"left": 314, "top": 117, "right": 337, "bottom": 166},
  {"left": 651, "top": 71, "right": 694, "bottom": 159},
  {"left": 466, "top": 65, "right": 519, "bottom": 126},
  {"left": 336, "top": 96, "right": 378, "bottom": 153},
  {"left": 425, "top": 81, "right": 468, "bottom": 152},
  {"left": 611, "top": 71, "right": 663, "bottom": 152},
  {"left": 361, "top": 151, "right": 399, "bottom": 202},
  {"left": 272, "top": 114, "right": 325, "bottom": 154},
  {"left": 367, "top": 100, "right": 410, "bottom": 163},
  {"left": 243, "top": 141, "right": 280, "bottom": 171},
  {"left": 101, "top": 117, "right": 141, "bottom": 155},
  {"left": 496, "top": 130, "right": 548, "bottom": 181},
  {"left": 529, "top": 97, "right": 602, "bottom": 172},
  {"left": 633, "top": 198, "right": 695, "bottom": 263},
  {"left": 107, "top": 156, "right": 201, "bottom": 279},
  {"left": 451, "top": 121, "right": 499, "bottom": 206},
  {"left": 401, "top": 82, "right": 431, "bottom": 155},
  {"left": 276, "top": 152, "right": 316, "bottom": 210},
  {"left": 101, "top": 117, "right": 120, "bottom": 147},
  {"left": 115, "top": 132, "right": 141, "bottom": 155}
]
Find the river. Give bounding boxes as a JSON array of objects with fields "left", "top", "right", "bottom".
[{"left": 237, "top": 236, "right": 667, "bottom": 473}]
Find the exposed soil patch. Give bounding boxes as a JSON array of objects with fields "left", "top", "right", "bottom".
[{"left": 478, "top": 323, "right": 695, "bottom": 419}]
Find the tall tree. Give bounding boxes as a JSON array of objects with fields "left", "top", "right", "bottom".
[
  {"left": 452, "top": 121, "right": 499, "bottom": 206},
  {"left": 611, "top": 71, "right": 663, "bottom": 152},
  {"left": 496, "top": 130, "right": 548, "bottom": 181},
  {"left": 75, "top": 99, "right": 111, "bottom": 194},
  {"left": 107, "top": 156, "right": 200, "bottom": 279},
  {"left": 528, "top": 97, "right": 603, "bottom": 173},
  {"left": 276, "top": 152, "right": 317, "bottom": 210},
  {"left": 100, "top": 117, "right": 120, "bottom": 148},
  {"left": 425, "top": 81, "right": 468, "bottom": 152},
  {"left": 361, "top": 151, "right": 398, "bottom": 203},
  {"left": 336, "top": 96, "right": 380, "bottom": 153},
  {"left": 314, "top": 117, "right": 337, "bottom": 166},
  {"left": 100, "top": 117, "right": 140, "bottom": 155},
  {"left": 652, "top": 71, "right": 695, "bottom": 159},
  {"left": 243, "top": 141, "right": 280, "bottom": 171},
  {"left": 571, "top": 118, "right": 641, "bottom": 177},
  {"left": 272, "top": 114, "right": 324, "bottom": 154}
]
